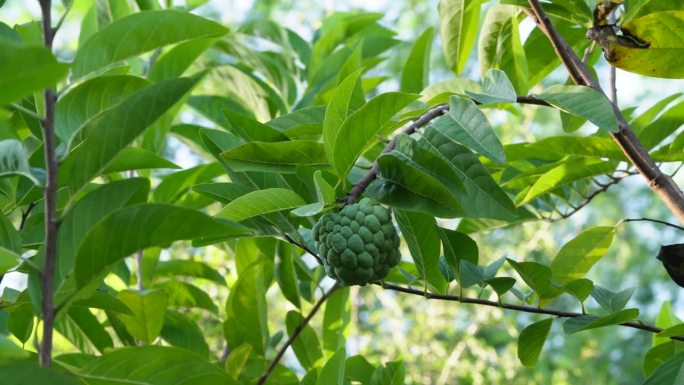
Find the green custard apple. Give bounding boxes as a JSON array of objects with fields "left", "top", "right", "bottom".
[{"left": 312, "top": 198, "right": 401, "bottom": 285}]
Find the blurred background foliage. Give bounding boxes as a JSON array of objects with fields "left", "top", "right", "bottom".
[{"left": 2, "top": 1, "right": 683, "bottom": 384}]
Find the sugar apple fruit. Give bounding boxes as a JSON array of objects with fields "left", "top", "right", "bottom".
[{"left": 312, "top": 198, "right": 401, "bottom": 286}]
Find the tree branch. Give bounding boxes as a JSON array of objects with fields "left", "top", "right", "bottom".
[
  {"left": 526, "top": 0, "right": 684, "bottom": 224},
  {"left": 38, "top": 0, "right": 58, "bottom": 368},
  {"left": 257, "top": 282, "right": 341, "bottom": 385},
  {"left": 342, "top": 96, "right": 552, "bottom": 204},
  {"left": 380, "top": 283, "right": 682, "bottom": 340},
  {"left": 622, "top": 218, "right": 684, "bottom": 232}
]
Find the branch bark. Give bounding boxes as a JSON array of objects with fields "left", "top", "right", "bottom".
[
  {"left": 38, "top": 0, "right": 58, "bottom": 368},
  {"left": 527, "top": 0, "right": 684, "bottom": 224},
  {"left": 381, "top": 283, "right": 682, "bottom": 340},
  {"left": 256, "top": 282, "right": 341, "bottom": 385}
]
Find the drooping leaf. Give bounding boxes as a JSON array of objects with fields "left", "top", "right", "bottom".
[
  {"left": 0, "top": 40, "right": 69, "bottom": 105},
  {"left": 394, "top": 210, "right": 447, "bottom": 293},
  {"left": 439, "top": 228, "right": 478, "bottom": 278},
  {"left": 101, "top": 147, "right": 180, "bottom": 174},
  {"left": 331, "top": 92, "right": 418, "bottom": 178},
  {"left": 74, "top": 203, "right": 247, "bottom": 288},
  {"left": 438, "top": 0, "right": 483, "bottom": 75},
  {"left": 72, "top": 10, "right": 229, "bottom": 78},
  {"left": 225, "top": 344, "right": 252, "bottom": 380},
  {"left": 154, "top": 259, "right": 226, "bottom": 286},
  {"left": 216, "top": 188, "right": 305, "bottom": 222},
  {"left": 291, "top": 170, "right": 336, "bottom": 217},
  {"left": 78, "top": 346, "right": 236, "bottom": 384},
  {"left": 323, "top": 70, "right": 364, "bottom": 162},
  {"left": 160, "top": 310, "right": 210, "bottom": 357},
  {"left": 549, "top": 227, "right": 615, "bottom": 285},
  {"left": 518, "top": 318, "right": 553, "bottom": 367},
  {"left": 590, "top": 285, "right": 636, "bottom": 313},
  {"left": 55, "top": 307, "right": 114, "bottom": 354},
  {"left": 0, "top": 362, "right": 81, "bottom": 385},
  {"left": 535, "top": 85, "right": 619, "bottom": 132},
  {"left": 156, "top": 280, "right": 218, "bottom": 313},
  {"left": 0, "top": 140, "right": 40, "bottom": 185},
  {"left": 149, "top": 37, "right": 217, "bottom": 82},
  {"left": 275, "top": 241, "right": 301, "bottom": 308},
  {"left": 432, "top": 96, "right": 506, "bottom": 163},
  {"left": 401, "top": 27, "right": 434, "bottom": 93},
  {"left": 654, "top": 301, "right": 684, "bottom": 346},
  {"left": 419, "top": 127, "right": 517, "bottom": 220},
  {"left": 322, "top": 287, "right": 350, "bottom": 352}
]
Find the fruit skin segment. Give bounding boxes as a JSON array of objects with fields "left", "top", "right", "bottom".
[{"left": 312, "top": 198, "right": 401, "bottom": 286}]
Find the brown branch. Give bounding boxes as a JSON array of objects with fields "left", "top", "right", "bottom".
[
  {"left": 283, "top": 233, "right": 323, "bottom": 265},
  {"left": 381, "top": 283, "right": 682, "bottom": 340},
  {"left": 342, "top": 96, "right": 552, "bottom": 204},
  {"left": 622, "top": 218, "right": 684, "bottom": 232},
  {"left": 38, "top": 0, "right": 58, "bottom": 368},
  {"left": 257, "top": 282, "right": 341, "bottom": 385},
  {"left": 527, "top": 0, "right": 684, "bottom": 224}
]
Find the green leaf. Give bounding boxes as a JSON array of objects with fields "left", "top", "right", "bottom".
[
  {"left": 7, "top": 304, "right": 34, "bottom": 343},
  {"left": 506, "top": 259, "right": 559, "bottom": 302},
  {"left": 117, "top": 289, "right": 167, "bottom": 344},
  {"left": 0, "top": 213, "right": 20, "bottom": 254},
  {"left": 394, "top": 210, "right": 447, "bottom": 293},
  {"left": 156, "top": 281, "right": 218, "bottom": 313},
  {"left": 0, "top": 247, "right": 19, "bottom": 275},
  {"left": 401, "top": 27, "right": 434, "bottom": 93},
  {"left": 562, "top": 279, "right": 594, "bottom": 303},
  {"left": 549, "top": 226, "right": 615, "bottom": 285},
  {"left": 419, "top": 127, "right": 517, "bottom": 220},
  {"left": 226, "top": 261, "right": 270, "bottom": 355},
  {"left": 286, "top": 311, "right": 323, "bottom": 370},
  {"left": 291, "top": 170, "right": 336, "bottom": 217},
  {"left": 0, "top": 362, "right": 81, "bottom": 385},
  {"left": 332, "top": 92, "right": 419, "bottom": 178},
  {"left": 459, "top": 260, "right": 485, "bottom": 288},
  {"left": 78, "top": 346, "right": 237, "bottom": 384},
  {"left": 346, "top": 355, "right": 376, "bottom": 384},
  {"left": 535, "top": 85, "right": 619, "bottom": 132},
  {"left": 102, "top": 147, "right": 180, "bottom": 173},
  {"left": 439, "top": 228, "right": 478, "bottom": 278},
  {"left": 221, "top": 141, "right": 328, "bottom": 173},
  {"left": 658, "top": 324, "right": 684, "bottom": 338},
  {"left": 323, "top": 70, "right": 364, "bottom": 161},
  {"left": 0, "top": 40, "right": 69, "bottom": 105},
  {"left": 465, "top": 69, "right": 517, "bottom": 104},
  {"left": 317, "top": 348, "right": 346, "bottom": 385},
  {"left": 438, "top": 0, "right": 483, "bottom": 75},
  {"left": 643, "top": 342, "right": 684, "bottom": 379},
  {"left": 74, "top": 203, "right": 247, "bottom": 288},
  {"left": 505, "top": 135, "right": 625, "bottom": 162},
  {"left": 370, "top": 360, "right": 405, "bottom": 385},
  {"left": 160, "top": 310, "right": 210, "bottom": 357},
  {"left": 0, "top": 140, "right": 40, "bottom": 185},
  {"left": 590, "top": 285, "right": 636, "bottom": 313},
  {"left": 478, "top": 5, "right": 528, "bottom": 93},
  {"left": 153, "top": 163, "right": 223, "bottom": 203},
  {"left": 603, "top": 12, "right": 684, "bottom": 79},
  {"left": 655, "top": 301, "right": 684, "bottom": 346},
  {"left": 275, "top": 241, "right": 301, "bottom": 308},
  {"left": 56, "top": 178, "right": 149, "bottom": 290},
  {"left": 55, "top": 75, "right": 150, "bottom": 143},
  {"left": 223, "top": 109, "right": 289, "bottom": 142},
  {"left": 155, "top": 259, "right": 225, "bottom": 286},
  {"left": 67, "top": 75, "right": 202, "bottom": 193},
  {"left": 55, "top": 307, "right": 114, "bottom": 354},
  {"left": 225, "top": 343, "right": 252, "bottom": 380},
  {"left": 433, "top": 96, "right": 505, "bottom": 163},
  {"left": 216, "top": 188, "right": 305, "bottom": 222},
  {"left": 486, "top": 276, "right": 516, "bottom": 296},
  {"left": 72, "top": 10, "right": 228, "bottom": 78},
  {"left": 518, "top": 318, "right": 553, "bottom": 367},
  {"left": 517, "top": 158, "right": 617, "bottom": 205},
  {"left": 563, "top": 308, "right": 640, "bottom": 334},
  {"left": 149, "top": 37, "right": 217, "bottom": 82},
  {"left": 323, "top": 287, "right": 350, "bottom": 352}
]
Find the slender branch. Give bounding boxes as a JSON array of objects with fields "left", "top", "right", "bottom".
[
  {"left": 527, "top": 0, "right": 684, "bottom": 224},
  {"left": 607, "top": 11, "right": 617, "bottom": 103},
  {"left": 381, "top": 283, "right": 681, "bottom": 340},
  {"left": 20, "top": 202, "right": 37, "bottom": 231},
  {"left": 283, "top": 233, "right": 323, "bottom": 265},
  {"left": 38, "top": 0, "right": 58, "bottom": 368},
  {"left": 52, "top": 0, "right": 74, "bottom": 35},
  {"left": 257, "top": 282, "right": 341, "bottom": 385},
  {"left": 622, "top": 218, "right": 684, "bottom": 232}
]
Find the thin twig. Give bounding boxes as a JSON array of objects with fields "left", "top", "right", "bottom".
[
  {"left": 607, "top": 11, "right": 617, "bottom": 103},
  {"left": 257, "top": 282, "right": 341, "bottom": 385},
  {"left": 10, "top": 103, "right": 43, "bottom": 120},
  {"left": 52, "top": 0, "right": 75, "bottom": 35},
  {"left": 19, "top": 202, "right": 37, "bottom": 231},
  {"left": 381, "top": 283, "right": 681, "bottom": 340},
  {"left": 283, "top": 233, "right": 323, "bottom": 265},
  {"left": 527, "top": 0, "right": 684, "bottom": 224},
  {"left": 622, "top": 218, "right": 684, "bottom": 232},
  {"left": 38, "top": 0, "right": 58, "bottom": 368}
]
